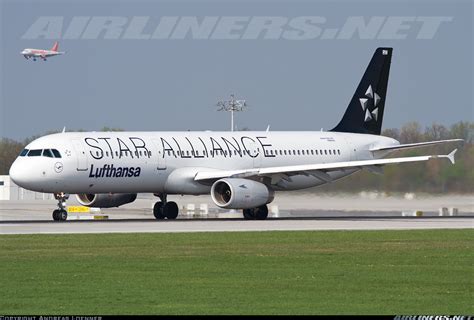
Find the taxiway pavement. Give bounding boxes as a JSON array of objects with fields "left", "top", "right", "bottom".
[{"left": 0, "top": 217, "right": 472, "bottom": 235}]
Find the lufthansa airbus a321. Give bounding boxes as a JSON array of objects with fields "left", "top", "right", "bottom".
[{"left": 9, "top": 48, "right": 462, "bottom": 221}]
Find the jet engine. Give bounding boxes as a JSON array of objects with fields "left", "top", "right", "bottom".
[
  {"left": 211, "top": 178, "right": 274, "bottom": 209},
  {"left": 76, "top": 193, "right": 137, "bottom": 208}
]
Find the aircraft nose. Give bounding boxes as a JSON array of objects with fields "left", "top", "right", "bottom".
[{"left": 9, "top": 159, "right": 28, "bottom": 187}]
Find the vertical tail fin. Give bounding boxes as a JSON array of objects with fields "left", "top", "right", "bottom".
[
  {"left": 51, "top": 41, "right": 59, "bottom": 52},
  {"left": 331, "top": 47, "right": 392, "bottom": 135}
]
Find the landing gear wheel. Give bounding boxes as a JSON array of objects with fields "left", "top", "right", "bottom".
[
  {"left": 153, "top": 201, "right": 165, "bottom": 219},
  {"left": 59, "top": 210, "right": 68, "bottom": 221},
  {"left": 163, "top": 201, "right": 179, "bottom": 220},
  {"left": 243, "top": 209, "right": 254, "bottom": 220},
  {"left": 53, "top": 209, "right": 67, "bottom": 221},
  {"left": 242, "top": 205, "right": 269, "bottom": 220},
  {"left": 255, "top": 205, "right": 268, "bottom": 220},
  {"left": 52, "top": 209, "right": 60, "bottom": 221}
]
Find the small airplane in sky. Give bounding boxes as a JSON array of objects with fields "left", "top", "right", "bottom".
[{"left": 21, "top": 41, "right": 65, "bottom": 61}]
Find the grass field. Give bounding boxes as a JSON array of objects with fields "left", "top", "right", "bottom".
[{"left": 0, "top": 229, "right": 472, "bottom": 315}]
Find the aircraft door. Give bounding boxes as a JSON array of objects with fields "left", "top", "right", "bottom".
[
  {"left": 342, "top": 136, "right": 357, "bottom": 161},
  {"left": 72, "top": 139, "right": 88, "bottom": 171},
  {"left": 250, "top": 139, "right": 262, "bottom": 169},
  {"left": 153, "top": 139, "right": 166, "bottom": 170}
]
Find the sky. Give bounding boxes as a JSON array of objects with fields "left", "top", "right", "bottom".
[{"left": 0, "top": 0, "right": 472, "bottom": 140}]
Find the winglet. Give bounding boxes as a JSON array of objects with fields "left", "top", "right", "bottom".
[
  {"left": 447, "top": 149, "right": 457, "bottom": 165},
  {"left": 61, "top": 126, "right": 66, "bottom": 133}
]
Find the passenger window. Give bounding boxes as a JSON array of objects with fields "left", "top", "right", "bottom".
[
  {"left": 324, "top": 150, "right": 327, "bottom": 155},
  {"left": 42, "top": 149, "right": 54, "bottom": 158},
  {"left": 338, "top": 150, "right": 341, "bottom": 155},
  {"left": 311, "top": 150, "right": 314, "bottom": 155},
  {"left": 20, "top": 149, "right": 29, "bottom": 156},
  {"left": 28, "top": 149, "right": 42, "bottom": 157},
  {"left": 315, "top": 150, "right": 318, "bottom": 155},
  {"left": 297, "top": 150, "right": 300, "bottom": 155}
]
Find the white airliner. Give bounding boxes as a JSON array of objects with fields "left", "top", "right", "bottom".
[
  {"left": 9, "top": 48, "right": 462, "bottom": 221},
  {"left": 21, "top": 41, "right": 65, "bottom": 61}
]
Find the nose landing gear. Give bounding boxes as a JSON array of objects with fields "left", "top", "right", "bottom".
[
  {"left": 153, "top": 193, "right": 179, "bottom": 220},
  {"left": 53, "top": 193, "right": 69, "bottom": 221}
]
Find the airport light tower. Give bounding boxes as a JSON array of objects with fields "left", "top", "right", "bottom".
[{"left": 216, "top": 94, "right": 247, "bottom": 131}]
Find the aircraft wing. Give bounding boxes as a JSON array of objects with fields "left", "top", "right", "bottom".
[
  {"left": 194, "top": 149, "right": 458, "bottom": 182},
  {"left": 370, "top": 139, "right": 463, "bottom": 152}
]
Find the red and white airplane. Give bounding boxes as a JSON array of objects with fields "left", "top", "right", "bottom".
[{"left": 21, "top": 41, "right": 65, "bottom": 61}]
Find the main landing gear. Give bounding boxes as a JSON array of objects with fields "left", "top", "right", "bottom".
[
  {"left": 153, "top": 193, "right": 179, "bottom": 220},
  {"left": 53, "top": 193, "right": 69, "bottom": 221},
  {"left": 243, "top": 205, "right": 269, "bottom": 220}
]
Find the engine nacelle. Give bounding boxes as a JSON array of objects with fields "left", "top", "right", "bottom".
[
  {"left": 211, "top": 178, "right": 274, "bottom": 209},
  {"left": 76, "top": 193, "right": 137, "bottom": 208}
]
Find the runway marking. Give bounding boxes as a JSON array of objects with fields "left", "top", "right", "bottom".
[{"left": 0, "top": 217, "right": 472, "bottom": 235}]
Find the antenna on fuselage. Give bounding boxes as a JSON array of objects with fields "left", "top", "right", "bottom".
[{"left": 216, "top": 94, "right": 247, "bottom": 132}]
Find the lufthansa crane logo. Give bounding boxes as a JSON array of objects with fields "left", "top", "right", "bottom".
[
  {"left": 54, "top": 162, "right": 63, "bottom": 173},
  {"left": 359, "top": 85, "right": 381, "bottom": 123}
]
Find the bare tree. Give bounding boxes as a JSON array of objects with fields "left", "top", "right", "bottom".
[
  {"left": 399, "top": 121, "right": 423, "bottom": 143},
  {"left": 424, "top": 123, "right": 449, "bottom": 141}
]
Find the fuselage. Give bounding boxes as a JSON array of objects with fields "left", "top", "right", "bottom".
[
  {"left": 21, "top": 49, "right": 63, "bottom": 58},
  {"left": 9, "top": 131, "right": 398, "bottom": 194}
]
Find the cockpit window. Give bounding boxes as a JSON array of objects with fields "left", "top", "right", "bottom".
[
  {"left": 42, "top": 149, "right": 54, "bottom": 158},
  {"left": 27, "top": 149, "right": 42, "bottom": 157},
  {"left": 51, "top": 149, "right": 61, "bottom": 158},
  {"left": 20, "top": 148, "right": 61, "bottom": 158}
]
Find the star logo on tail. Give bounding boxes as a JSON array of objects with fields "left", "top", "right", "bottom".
[{"left": 359, "top": 85, "right": 381, "bottom": 122}]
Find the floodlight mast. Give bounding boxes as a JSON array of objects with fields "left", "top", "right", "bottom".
[{"left": 216, "top": 94, "right": 247, "bottom": 131}]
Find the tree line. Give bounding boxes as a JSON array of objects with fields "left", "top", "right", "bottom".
[{"left": 0, "top": 122, "right": 472, "bottom": 193}]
